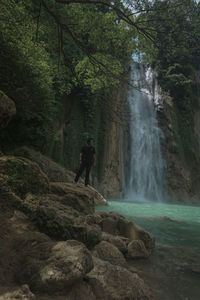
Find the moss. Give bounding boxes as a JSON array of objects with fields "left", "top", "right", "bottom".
[
  {"left": 6, "top": 159, "right": 37, "bottom": 187},
  {"left": 35, "top": 216, "right": 73, "bottom": 240},
  {"left": 43, "top": 209, "right": 56, "bottom": 221},
  {"left": 2, "top": 157, "right": 49, "bottom": 198}
]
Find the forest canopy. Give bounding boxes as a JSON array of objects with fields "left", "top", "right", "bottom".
[
  {"left": 1, "top": 0, "right": 199, "bottom": 92},
  {"left": 0, "top": 0, "right": 199, "bottom": 153}
]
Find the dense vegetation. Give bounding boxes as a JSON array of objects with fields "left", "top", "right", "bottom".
[
  {"left": 0, "top": 0, "right": 135, "bottom": 177},
  {"left": 137, "top": 0, "right": 200, "bottom": 164},
  {"left": 0, "top": 0, "right": 200, "bottom": 179}
]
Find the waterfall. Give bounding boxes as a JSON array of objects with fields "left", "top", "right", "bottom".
[{"left": 122, "top": 63, "right": 166, "bottom": 202}]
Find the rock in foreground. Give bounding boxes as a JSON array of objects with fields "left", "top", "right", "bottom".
[
  {"left": 92, "top": 241, "right": 127, "bottom": 267},
  {"left": 0, "top": 152, "right": 155, "bottom": 300},
  {"left": 39, "top": 240, "right": 94, "bottom": 292},
  {"left": 128, "top": 240, "right": 150, "bottom": 258},
  {"left": 87, "top": 257, "right": 154, "bottom": 300},
  {"left": 0, "top": 156, "right": 49, "bottom": 198}
]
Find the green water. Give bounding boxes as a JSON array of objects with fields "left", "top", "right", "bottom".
[{"left": 96, "top": 200, "right": 200, "bottom": 249}]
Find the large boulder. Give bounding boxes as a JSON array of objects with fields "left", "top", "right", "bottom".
[
  {"left": 99, "top": 216, "right": 117, "bottom": 235},
  {"left": 12, "top": 147, "right": 107, "bottom": 206},
  {"left": 101, "top": 232, "right": 127, "bottom": 254},
  {"left": 71, "top": 224, "right": 102, "bottom": 248},
  {"left": 12, "top": 146, "right": 78, "bottom": 182},
  {"left": 0, "top": 156, "right": 49, "bottom": 198},
  {"left": 33, "top": 198, "right": 80, "bottom": 239},
  {"left": 117, "top": 217, "right": 138, "bottom": 240},
  {"left": 0, "top": 92, "right": 16, "bottom": 128},
  {"left": 127, "top": 240, "right": 150, "bottom": 259},
  {"left": 98, "top": 212, "right": 155, "bottom": 254},
  {"left": 117, "top": 219, "right": 155, "bottom": 254},
  {"left": 14, "top": 234, "right": 93, "bottom": 293},
  {"left": 12, "top": 231, "right": 53, "bottom": 287},
  {"left": 39, "top": 240, "right": 93, "bottom": 292},
  {"left": 86, "top": 257, "right": 155, "bottom": 300},
  {"left": 0, "top": 190, "right": 100, "bottom": 247},
  {"left": 50, "top": 182, "right": 95, "bottom": 214},
  {"left": 24, "top": 196, "right": 101, "bottom": 246},
  {"left": 135, "top": 227, "right": 155, "bottom": 253},
  {"left": 50, "top": 182, "right": 107, "bottom": 210},
  {"left": 92, "top": 241, "right": 127, "bottom": 267}
]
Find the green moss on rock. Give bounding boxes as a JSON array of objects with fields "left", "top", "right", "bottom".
[{"left": 0, "top": 156, "right": 49, "bottom": 198}]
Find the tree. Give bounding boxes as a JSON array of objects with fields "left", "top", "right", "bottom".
[
  {"left": 137, "top": 0, "right": 200, "bottom": 91},
  {"left": 37, "top": 0, "right": 137, "bottom": 91},
  {"left": 0, "top": 0, "right": 56, "bottom": 149},
  {"left": 136, "top": 0, "right": 200, "bottom": 163}
]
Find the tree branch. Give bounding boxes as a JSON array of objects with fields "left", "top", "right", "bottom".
[{"left": 53, "top": 0, "right": 157, "bottom": 44}]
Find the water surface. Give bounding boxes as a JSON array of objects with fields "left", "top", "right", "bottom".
[{"left": 96, "top": 200, "right": 200, "bottom": 249}]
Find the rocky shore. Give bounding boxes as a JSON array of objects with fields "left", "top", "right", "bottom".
[{"left": 0, "top": 149, "right": 155, "bottom": 300}]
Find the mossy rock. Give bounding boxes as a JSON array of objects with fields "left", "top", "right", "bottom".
[
  {"left": 34, "top": 199, "right": 79, "bottom": 240},
  {"left": 12, "top": 146, "right": 77, "bottom": 183},
  {"left": 0, "top": 156, "right": 49, "bottom": 198}
]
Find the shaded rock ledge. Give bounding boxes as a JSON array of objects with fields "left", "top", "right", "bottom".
[{"left": 0, "top": 152, "right": 155, "bottom": 300}]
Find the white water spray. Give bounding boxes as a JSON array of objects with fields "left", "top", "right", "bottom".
[{"left": 122, "top": 63, "right": 166, "bottom": 202}]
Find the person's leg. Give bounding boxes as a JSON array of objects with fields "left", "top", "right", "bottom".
[
  {"left": 85, "top": 164, "right": 92, "bottom": 186},
  {"left": 74, "top": 163, "right": 85, "bottom": 183}
]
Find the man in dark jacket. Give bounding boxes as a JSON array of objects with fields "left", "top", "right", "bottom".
[{"left": 74, "top": 138, "right": 96, "bottom": 186}]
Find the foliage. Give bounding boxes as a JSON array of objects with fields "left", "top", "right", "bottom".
[
  {"left": 0, "top": 0, "right": 135, "bottom": 153},
  {"left": 3, "top": 0, "right": 200, "bottom": 178},
  {"left": 39, "top": 0, "right": 136, "bottom": 91},
  {"left": 137, "top": 0, "right": 200, "bottom": 88},
  {"left": 0, "top": 0, "right": 137, "bottom": 179},
  {"left": 137, "top": 0, "right": 200, "bottom": 163},
  {"left": 75, "top": 54, "right": 124, "bottom": 92},
  {"left": 0, "top": 0, "right": 56, "bottom": 150}
]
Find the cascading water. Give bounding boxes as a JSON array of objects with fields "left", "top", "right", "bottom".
[
  {"left": 97, "top": 62, "right": 200, "bottom": 299},
  {"left": 122, "top": 63, "right": 166, "bottom": 202}
]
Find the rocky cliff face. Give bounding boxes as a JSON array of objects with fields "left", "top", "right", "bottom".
[
  {"left": 96, "top": 70, "right": 200, "bottom": 203},
  {"left": 96, "top": 90, "right": 125, "bottom": 198},
  {"left": 0, "top": 86, "right": 125, "bottom": 200},
  {"left": 49, "top": 88, "right": 125, "bottom": 199},
  {"left": 158, "top": 95, "right": 192, "bottom": 202},
  {"left": 157, "top": 85, "right": 200, "bottom": 203}
]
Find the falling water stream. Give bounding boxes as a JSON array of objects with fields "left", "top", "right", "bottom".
[
  {"left": 122, "top": 63, "right": 166, "bottom": 202},
  {"left": 96, "top": 62, "right": 200, "bottom": 299},
  {"left": 97, "top": 61, "right": 200, "bottom": 248}
]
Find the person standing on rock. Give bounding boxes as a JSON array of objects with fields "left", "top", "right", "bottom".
[{"left": 74, "top": 138, "right": 96, "bottom": 186}]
